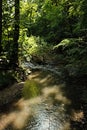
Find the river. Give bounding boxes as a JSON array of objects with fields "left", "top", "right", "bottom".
[{"left": 0, "top": 62, "right": 87, "bottom": 130}]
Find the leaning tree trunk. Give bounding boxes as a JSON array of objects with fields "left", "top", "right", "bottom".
[
  {"left": 10, "top": 0, "right": 20, "bottom": 68},
  {"left": 0, "top": 0, "right": 2, "bottom": 54}
]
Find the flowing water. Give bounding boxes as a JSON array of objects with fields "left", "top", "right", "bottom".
[{"left": 0, "top": 62, "right": 87, "bottom": 130}]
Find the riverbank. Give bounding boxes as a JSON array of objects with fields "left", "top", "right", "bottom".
[
  {"left": 0, "top": 68, "right": 87, "bottom": 130},
  {"left": 0, "top": 82, "right": 24, "bottom": 110}
]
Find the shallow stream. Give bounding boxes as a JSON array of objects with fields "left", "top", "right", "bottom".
[{"left": 0, "top": 63, "right": 87, "bottom": 130}]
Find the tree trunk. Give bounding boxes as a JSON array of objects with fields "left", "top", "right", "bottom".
[
  {"left": 10, "top": 0, "right": 20, "bottom": 68},
  {"left": 0, "top": 0, "right": 2, "bottom": 54}
]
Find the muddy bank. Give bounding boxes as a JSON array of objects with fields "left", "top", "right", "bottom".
[{"left": 0, "top": 82, "right": 24, "bottom": 109}]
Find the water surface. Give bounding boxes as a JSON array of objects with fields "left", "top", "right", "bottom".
[{"left": 0, "top": 69, "right": 87, "bottom": 130}]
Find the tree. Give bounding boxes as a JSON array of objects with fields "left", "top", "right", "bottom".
[
  {"left": 80, "top": 0, "right": 87, "bottom": 39},
  {"left": 10, "top": 0, "right": 20, "bottom": 67},
  {"left": 0, "top": 0, "right": 2, "bottom": 54}
]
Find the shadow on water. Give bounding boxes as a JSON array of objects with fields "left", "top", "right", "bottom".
[
  {"left": 0, "top": 70, "right": 70, "bottom": 130},
  {"left": 0, "top": 70, "right": 87, "bottom": 130},
  {"left": 62, "top": 74, "right": 87, "bottom": 130}
]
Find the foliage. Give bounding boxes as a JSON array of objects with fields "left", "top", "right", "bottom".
[
  {"left": 20, "top": 1, "right": 38, "bottom": 29},
  {"left": 19, "top": 30, "right": 51, "bottom": 62},
  {"left": 26, "top": 0, "right": 84, "bottom": 43},
  {"left": 1, "top": 0, "right": 87, "bottom": 88},
  {"left": 0, "top": 71, "right": 16, "bottom": 90},
  {"left": 53, "top": 38, "right": 87, "bottom": 67},
  {"left": 0, "top": 66, "right": 26, "bottom": 90},
  {"left": 2, "top": 0, "right": 14, "bottom": 55}
]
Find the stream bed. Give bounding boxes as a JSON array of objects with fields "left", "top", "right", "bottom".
[{"left": 0, "top": 63, "right": 87, "bottom": 130}]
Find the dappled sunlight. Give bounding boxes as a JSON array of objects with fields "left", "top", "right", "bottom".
[
  {"left": 71, "top": 109, "right": 84, "bottom": 122},
  {"left": 1, "top": 0, "right": 87, "bottom": 129},
  {"left": 14, "top": 97, "right": 42, "bottom": 109},
  {"left": 0, "top": 84, "right": 71, "bottom": 130},
  {"left": 0, "top": 113, "right": 16, "bottom": 130},
  {"left": 0, "top": 97, "right": 42, "bottom": 130},
  {"left": 55, "top": 94, "right": 71, "bottom": 105},
  {"left": 0, "top": 71, "right": 72, "bottom": 130},
  {"left": 37, "top": 75, "right": 52, "bottom": 84},
  {"left": 28, "top": 70, "right": 61, "bottom": 87},
  {"left": 28, "top": 71, "right": 53, "bottom": 87},
  {"left": 42, "top": 86, "right": 71, "bottom": 105},
  {"left": 42, "top": 86, "right": 60, "bottom": 97},
  {"left": 13, "top": 106, "right": 31, "bottom": 129},
  {"left": 28, "top": 71, "right": 71, "bottom": 106},
  {"left": 28, "top": 71, "right": 40, "bottom": 80}
]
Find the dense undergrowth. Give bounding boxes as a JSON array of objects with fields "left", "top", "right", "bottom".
[
  {"left": 1, "top": 0, "right": 87, "bottom": 90},
  {"left": 0, "top": 36, "right": 87, "bottom": 90},
  {"left": 53, "top": 38, "right": 87, "bottom": 73},
  {"left": 0, "top": 67, "right": 26, "bottom": 90}
]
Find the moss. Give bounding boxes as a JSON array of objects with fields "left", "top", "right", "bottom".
[{"left": 22, "top": 80, "right": 41, "bottom": 99}]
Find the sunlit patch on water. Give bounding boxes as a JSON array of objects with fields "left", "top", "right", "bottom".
[
  {"left": 42, "top": 86, "right": 71, "bottom": 105},
  {"left": 0, "top": 87, "right": 71, "bottom": 130},
  {"left": 0, "top": 72, "right": 71, "bottom": 130},
  {"left": 26, "top": 103, "right": 70, "bottom": 130},
  {"left": 71, "top": 110, "right": 84, "bottom": 122}
]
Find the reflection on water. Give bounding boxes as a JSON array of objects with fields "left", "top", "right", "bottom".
[
  {"left": 0, "top": 70, "right": 87, "bottom": 130},
  {"left": 26, "top": 104, "right": 69, "bottom": 130},
  {"left": 21, "top": 78, "right": 70, "bottom": 130}
]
